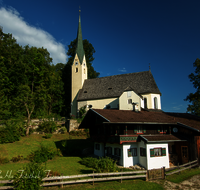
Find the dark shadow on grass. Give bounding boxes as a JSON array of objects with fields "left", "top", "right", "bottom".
[
  {"left": 54, "top": 138, "right": 93, "bottom": 157},
  {"left": 79, "top": 169, "right": 94, "bottom": 174}
]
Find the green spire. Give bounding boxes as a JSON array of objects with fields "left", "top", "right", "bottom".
[{"left": 75, "top": 9, "right": 85, "bottom": 64}]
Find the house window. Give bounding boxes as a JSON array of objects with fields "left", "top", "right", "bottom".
[
  {"left": 114, "top": 148, "right": 121, "bottom": 157},
  {"left": 127, "top": 91, "right": 131, "bottom": 97},
  {"left": 150, "top": 148, "right": 166, "bottom": 157},
  {"left": 107, "top": 147, "right": 112, "bottom": 155},
  {"left": 128, "top": 148, "right": 137, "bottom": 157},
  {"left": 154, "top": 97, "right": 158, "bottom": 109},
  {"left": 158, "top": 126, "right": 167, "bottom": 134},
  {"left": 144, "top": 98, "right": 147, "bottom": 109},
  {"left": 128, "top": 99, "right": 132, "bottom": 104},
  {"left": 134, "top": 125, "right": 146, "bottom": 134},
  {"left": 95, "top": 143, "right": 100, "bottom": 150},
  {"left": 140, "top": 147, "right": 146, "bottom": 156}
]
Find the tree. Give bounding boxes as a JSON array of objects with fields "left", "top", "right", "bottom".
[
  {"left": 0, "top": 29, "right": 64, "bottom": 133},
  {"left": 62, "top": 39, "right": 100, "bottom": 116},
  {"left": 185, "top": 58, "right": 200, "bottom": 116}
]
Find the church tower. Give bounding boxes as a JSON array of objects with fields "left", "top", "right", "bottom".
[{"left": 71, "top": 10, "right": 88, "bottom": 117}]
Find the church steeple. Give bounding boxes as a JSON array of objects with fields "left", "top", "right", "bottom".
[
  {"left": 75, "top": 9, "right": 85, "bottom": 64},
  {"left": 71, "top": 9, "right": 88, "bottom": 117}
]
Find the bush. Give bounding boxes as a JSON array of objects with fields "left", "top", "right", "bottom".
[
  {"left": 80, "top": 157, "right": 118, "bottom": 173},
  {"left": 11, "top": 155, "right": 23, "bottom": 162},
  {"left": 0, "top": 120, "right": 25, "bottom": 144},
  {"left": 37, "top": 121, "right": 57, "bottom": 133},
  {"left": 13, "top": 162, "right": 46, "bottom": 190},
  {"left": 27, "top": 144, "right": 57, "bottom": 163},
  {"left": 43, "top": 133, "right": 52, "bottom": 139}
]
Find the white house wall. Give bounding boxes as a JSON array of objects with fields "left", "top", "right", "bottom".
[
  {"left": 94, "top": 142, "right": 104, "bottom": 157},
  {"left": 105, "top": 143, "right": 123, "bottom": 166},
  {"left": 146, "top": 143, "right": 169, "bottom": 170},
  {"left": 122, "top": 143, "right": 139, "bottom": 167},
  {"left": 138, "top": 141, "right": 147, "bottom": 169}
]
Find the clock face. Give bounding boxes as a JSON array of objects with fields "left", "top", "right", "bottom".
[
  {"left": 75, "top": 62, "right": 78, "bottom": 66},
  {"left": 173, "top": 127, "right": 178, "bottom": 133}
]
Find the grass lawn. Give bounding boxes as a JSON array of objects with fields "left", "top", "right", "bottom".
[
  {"left": 166, "top": 167, "right": 200, "bottom": 183},
  {"left": 1, "top": 134, "right": 200, "bottom": 189},
  {"left": 45, "top": 179, "right": 164, "bottom": 190}
]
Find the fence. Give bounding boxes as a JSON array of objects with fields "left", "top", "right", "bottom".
[{"left": 0, "top": 160, "right": 198, "bottom": 189}]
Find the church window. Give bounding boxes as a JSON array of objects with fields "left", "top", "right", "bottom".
[
  {"left": 144, "top": 98, "right": 147, "bottom": 109},
  {"left": 154, "top": 97, "right": 158, "bottom": 109},
  {"left": 76, "top": 68, "right": 78, "bottom": 73},
  {"left": 127, "top": 91, "right": 131, "bottom": 97},
  {"left": 84, "top": 69, "right": 85, "bottom": 74}
]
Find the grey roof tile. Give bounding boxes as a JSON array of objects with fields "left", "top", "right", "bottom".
[{"left": 77, "top": 70, "right": 161, "bottom": 101}]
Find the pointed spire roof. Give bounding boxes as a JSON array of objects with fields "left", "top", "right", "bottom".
[{"left": 75, "top": 9, "right": 85, "bottom": 64}]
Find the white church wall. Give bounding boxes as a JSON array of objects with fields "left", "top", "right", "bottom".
[
  {"left": 141, "top": 93, "right": 161, "bottom": 110},
  {"left": 78, "top": 98, "right": 119, "bottom": 111},
  {"left": 119, "top": 91, "right": 141, "bottom": 111}
]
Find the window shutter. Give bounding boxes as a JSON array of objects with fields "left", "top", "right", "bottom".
[
  {"left": 162, "top": 148, "right": 166, "bottom": 156},
  {"left": 134, "top": 129, "right": 137, "bottom": 134},
  {"left": 150, "top": 149, "right": 155, "bottom": 157},
  {"left": 143, "top": 126, "right": 146, "bottom": 134}
]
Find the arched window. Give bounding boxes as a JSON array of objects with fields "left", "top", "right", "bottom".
[
  {"left": 76, "top": 68, "right": 78, "bottom": 73},
  {"left": 154, "top": 97, "right": 158, "bottom": 109},
  {"left": 144, "top": 98, "right": 147, "bottom": 109}
]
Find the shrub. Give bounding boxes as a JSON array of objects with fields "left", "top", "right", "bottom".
[
  {"left": 80, "top": 157, "right": 118, "bottom": 173},
  {"left": 37, "top": 121, "right": 57, "bottom": 133},
  {"left": 95, "top": 157, "right": 118, "bottom": 173},
  {"left": 43, "top": 133, "right": 52, "bottom": 139},
  {"left": 11, "top": 155, "right": 23, "bottom": 162},
  {"left": 13, "top": 162, "right": 46, "bottom": 190},
  {"left": 28, "top": 144, "right": 57, "bottom": 163},
  {"left": 0, "top": 120, "right": 24, "bottom": 144}
]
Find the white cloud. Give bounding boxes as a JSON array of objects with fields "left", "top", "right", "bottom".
[
  {"left": 118, "top": 68, "right": 127, "bottom": 72},
  {"left": 0, "top": 7, "right": 67, "bottom": 64}
]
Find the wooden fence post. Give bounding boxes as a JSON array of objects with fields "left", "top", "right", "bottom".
[
  {"left": 93, "top": 171, "right": 94, "bottom": 186},
  {"left": 121, "top": 169, "right": 122, "bottom": 183},
  {"left": 60, "top": 174, "right": 63, "bottom": 188},
  {"left": 146, "top": 170, "right": 149, "bottom": 181},
  {"left": 162, "top": 167, "right": 165, "bottom": 179}
]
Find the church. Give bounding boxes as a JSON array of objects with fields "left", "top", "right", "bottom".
[
  {"left": 72, "top": 12, "right": 200, "bottom": 169},
  {"left": 71, "top": 12, "right": 162, "bottom": 117}
]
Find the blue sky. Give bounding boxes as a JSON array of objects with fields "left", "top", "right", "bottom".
[{"left": 0, "top": 0, "right": 200, "bottom": 113}]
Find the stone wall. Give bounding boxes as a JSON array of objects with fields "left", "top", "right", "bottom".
[{"left": 66, "top": 119, "right": 80, "bottom": 132}]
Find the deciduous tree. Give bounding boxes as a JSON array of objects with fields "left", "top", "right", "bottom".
[{"left": 185, "top": 58, "right": 200, "bottom": 116}]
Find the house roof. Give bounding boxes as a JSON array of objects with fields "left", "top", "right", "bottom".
[
  {"left": 77, "top": 70, "right": 161, "bottom": 101},
  {"left": 89, "top": 109, "right": 200, "bottom": 131},
  {"left": 91, "top": 109, "right": 176, "bottom": 124},
  {"left": 140, "top": 135, "right": 187, "bottom": 142}
]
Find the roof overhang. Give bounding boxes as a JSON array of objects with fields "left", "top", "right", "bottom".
[
  {"left": 103, "top": 122, "right": 176, "bottom": 125},
  {"left": 140, "top": 135, "right": 187, "bottom": 143},
  {"left": 177, "top": 122, "right": 199, "bottom": 132},
  {"left": 91, "top": 109, "right": 110, "bottom": 122}
]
